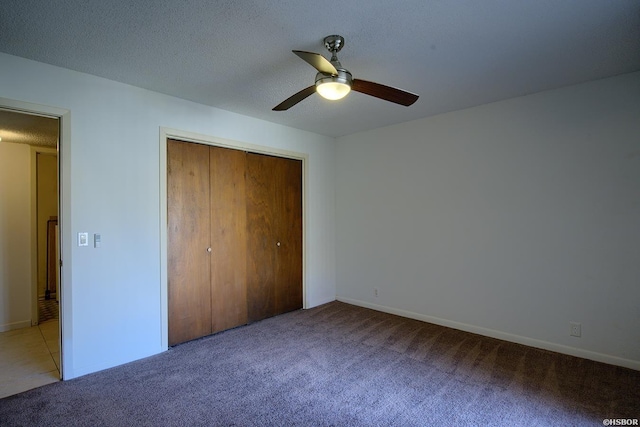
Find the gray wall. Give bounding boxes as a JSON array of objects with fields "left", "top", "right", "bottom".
[
  {"left": 336, "top": 72, "right": 640, "bottom": 368},
  {"left": 0, "top": 53, "right": 337, "bottom": 379}
]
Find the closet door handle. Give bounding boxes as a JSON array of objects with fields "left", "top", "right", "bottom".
[
  {"left": 207, "top": 247, "right": 212, "bottom": 253},
  {"left": 276, "top": 242, "right": 281, "bottom": 247}
]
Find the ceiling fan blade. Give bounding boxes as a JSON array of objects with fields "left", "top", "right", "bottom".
[
  {"left": 352, "top": 79, "right": 419, "bottom": 106},
  {"left": 272, "top": 85, "right": 317, "bottom": 111},
  {"left": 292, "top": 50, "right": 338, "bottom": 75}
]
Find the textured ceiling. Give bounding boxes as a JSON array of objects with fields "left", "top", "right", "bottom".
[
  {"left": 0, "top": 0, "right": 639, "bottom": 138},
  {"left": 0, "top": 109, "right": 58, "bottom": 148}
]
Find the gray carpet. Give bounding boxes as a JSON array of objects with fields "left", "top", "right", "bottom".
[{"left": 1, "top": 301, "right": 638, "bottom": 426}]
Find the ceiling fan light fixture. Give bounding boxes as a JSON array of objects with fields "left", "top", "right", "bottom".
[
  {"left": 316, "top": 81, "right": 351, "bottom": 100},
  {"left": 315, "top": 71, "right": 352, "bottom": 100}
]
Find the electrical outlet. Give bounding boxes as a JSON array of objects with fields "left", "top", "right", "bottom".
[
  {"left": 374, "top": 288, "right": 378, "bottom": 298},
  {"left": 570, "top": 322, "right": 581, "bottom": 337}
]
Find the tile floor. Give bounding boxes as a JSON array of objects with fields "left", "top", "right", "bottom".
[{"left": 0, "top": 319, "right": 60, "bottom": 399}]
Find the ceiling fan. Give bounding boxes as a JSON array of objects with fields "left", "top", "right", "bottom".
[{"left": 273, "top": 35, "right": 419, "bottom": 111}]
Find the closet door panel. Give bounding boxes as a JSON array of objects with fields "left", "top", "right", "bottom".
[
  {"left": 210, "top": 146, "right": 248, "bottom": 333},
  {"left": 246, "top": 153, "right": 278, "bottom": 322},
  {"left": 274, "top": 157, "right": 303, "bottom": 315},
  {"left": 167, "top": 139, "right": 212, "bottom": 346}
]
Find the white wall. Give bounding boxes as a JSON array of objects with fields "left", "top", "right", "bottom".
[
  {"left": 0, "top": 142, "right": 32, "bottom": 331},
  {"left": 0, "top": 52, "right": 337, "bottom": 378},
  {"left": 336, "top": 72, "right": 640, "bottom": 369}
]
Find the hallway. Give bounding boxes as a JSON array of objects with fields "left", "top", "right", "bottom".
[{"left": 0, "top": 319, "right": 60, "bottom": 398}]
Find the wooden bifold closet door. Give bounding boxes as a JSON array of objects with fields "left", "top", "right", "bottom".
[
  {"left": 246, "top": 153, "right": 303, "bottom": 322},
  {"left": 167, "top": 141, "right": 211, "bottom": 346},
  {"left": 168, "top": 139, "right": 302, "bottom": 346}
]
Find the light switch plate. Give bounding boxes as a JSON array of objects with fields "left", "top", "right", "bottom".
[{"left": 78, "top": 232, "right": 88, "bottom": 246}]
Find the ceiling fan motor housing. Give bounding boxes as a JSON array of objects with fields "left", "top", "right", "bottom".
[{"left": 315, "top": 68, "right": 352, "bottom": 88}]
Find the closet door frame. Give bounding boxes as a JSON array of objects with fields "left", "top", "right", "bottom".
[{"left": 159, "top": 127, "right": 307, "bottom": 350}]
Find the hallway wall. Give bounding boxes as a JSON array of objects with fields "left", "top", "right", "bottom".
[
  {"left": 36, "top": 152, "right": 58, "bottom": 298},
  {"left": 0, "top": 141, "right": 31, "bottom": 331}
]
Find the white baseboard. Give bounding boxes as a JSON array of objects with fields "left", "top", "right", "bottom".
[
  {"left": 336, "top": 297, "right": 640, "bottom": 371},
  {"left": 0, "top": 319, "right": 32, "bottom": 332},
  {"left": 306, "top": 296, "right": 337, "bottom": 309}
]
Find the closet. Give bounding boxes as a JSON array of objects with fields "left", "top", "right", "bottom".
[{"left": 167, "top": 139, "right": 302, "bottom": 346}]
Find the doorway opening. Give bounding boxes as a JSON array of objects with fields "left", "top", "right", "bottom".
[{"left": 0, "top": 99, "right": 68, "bottom": 397}]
